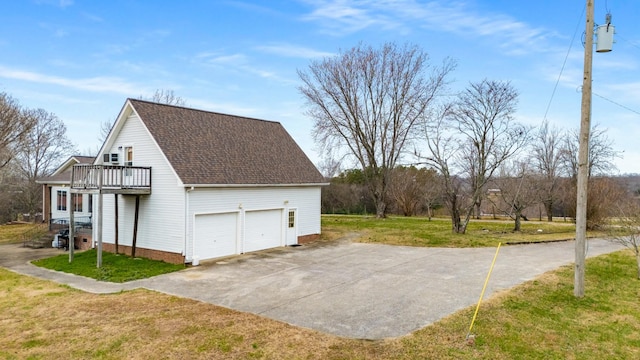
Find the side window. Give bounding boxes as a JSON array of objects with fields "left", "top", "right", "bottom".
[
  {"left": 288, "top": 210, "right": 295, "bottom": 228},
  {"left": 56, "top": 190, "right": 67, "bottom": 211},
  {"left": 72, "top": 194, "right": 83, "bottom": 212}
]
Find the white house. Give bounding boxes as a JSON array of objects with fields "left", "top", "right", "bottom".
[
  {"left": 37, "top": 156, "right": 95, "bottom": 248},
  {"left": 71, "top": 99, "right": 326, "bottom": 264}
]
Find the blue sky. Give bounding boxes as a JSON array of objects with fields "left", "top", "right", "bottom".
[{"left": 1, "top": 0, "right": 639, "bottom": 174}]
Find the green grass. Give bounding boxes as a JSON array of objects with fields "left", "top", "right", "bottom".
[
  {"left": 397, "top": 250, "right": 640, "bottom": 359},
  {"left": 321, "top": 214, "right": 603, "bottom": 247},
  {"left": 2, "top": 250, "right": 639, "bottom": 358},
  {"left": 32, "top": 249, "right": 184, "bottom": 283}
]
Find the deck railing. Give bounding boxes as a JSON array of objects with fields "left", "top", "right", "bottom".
[{"left": 71, "top": 164, "right": 151, "bottom": 192}]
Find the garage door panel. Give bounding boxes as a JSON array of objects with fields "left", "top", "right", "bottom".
[
  {"left": 244, "top": 210, "right": 282, "bottom": 253},
  {"left": 194, "top": 212, "right": 237, "bottom": 260}
]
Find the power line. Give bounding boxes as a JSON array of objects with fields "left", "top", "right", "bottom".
[
  {"left": 543, "top": 4, "right": 586, "bottom": 122},
  {"left": 592, "top": 91, "right": 640, "bottom": 116},
  {"left": 615, "top": 34, "right": 640, "bottom": 52}
]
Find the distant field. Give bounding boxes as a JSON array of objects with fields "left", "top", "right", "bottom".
[{"left": 321, "top": 214, "right": 602, "bottom": 247}]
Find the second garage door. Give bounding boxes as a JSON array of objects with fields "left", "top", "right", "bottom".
[{"left": 244, "top": 209, "right": 282, "bottom": 253}]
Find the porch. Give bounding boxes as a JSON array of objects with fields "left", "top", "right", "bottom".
[{"left": 70, "top": 164, "right": 151, "bottom": 195}]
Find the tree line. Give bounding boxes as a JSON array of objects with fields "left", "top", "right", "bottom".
[
  {"left": 300, "top": 41, "right": 633, "bottom": 233},
  {"left": 0, "top": 92, "right": 75, "bottom": 223}
]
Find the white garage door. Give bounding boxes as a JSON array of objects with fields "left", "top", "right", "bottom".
[
  {"left": 244, "top": 209, "right": 282, "bottom": 253},
  {"left": 194, "top": 212, "right": 238, "bottom": 261}
]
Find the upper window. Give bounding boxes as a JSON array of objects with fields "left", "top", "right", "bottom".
[
  {"left": 124, "top": 146, "right": 133, "bottom": 166},
  {"left": 56, "top": 190, "right": 67, "bottom": 211}
]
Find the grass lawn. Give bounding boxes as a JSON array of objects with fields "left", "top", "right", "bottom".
[
  {"left": 0, "top": 223, "right": 43, "bottom": 245},
  {"left": 0, "top": 250, "right": 638, "bottom": 359},
  {"left": 321, "top": 214, "right": 605, "bottom": 247},
  {"left": 32, "top": 249, "right": 185, "bottom": 282}
]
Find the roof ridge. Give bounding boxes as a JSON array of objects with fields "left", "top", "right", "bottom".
[{"left": 128, "top": 98, "right": 281, "bottom": 125}]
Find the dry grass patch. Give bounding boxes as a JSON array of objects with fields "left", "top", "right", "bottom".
[
  {"left": 2, "top": 251, "right": 639, "bottom": 359},
  {"left": 0, "top": 268, "right": 385, "bottom": 359},
  {"left": 0, "top": 223, "right": 42, "bottom": 245}
]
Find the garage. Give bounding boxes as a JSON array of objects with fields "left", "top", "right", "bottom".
[
  {"left": 244, "top": 209, "right": 282, "bottom": 253},
  {"left": 194, "top": 212, "right": 238, "bottom": 261}
]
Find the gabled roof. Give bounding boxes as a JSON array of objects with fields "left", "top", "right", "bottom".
[
  {"left": 36, "top": 155, "right": 95, "bottom": 184},
  {"left": 126, "top": 99, "right": 325, "bottom": 185}
]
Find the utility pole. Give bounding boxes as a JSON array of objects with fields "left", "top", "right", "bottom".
[{"left": 575, "top": 0, "right": 594, "bottom": 298}]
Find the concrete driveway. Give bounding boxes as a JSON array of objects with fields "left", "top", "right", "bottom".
[{"left": 0, "top": 238, "right": 625, "bottom": 339}]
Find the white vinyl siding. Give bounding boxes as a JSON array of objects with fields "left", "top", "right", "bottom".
[
  {"left": 100, "top": 114, "right": 184, "bottom": 255},
  {"left": 50, "top": 186, "right": 93, "bottom": 222},
  {"left": 187, "top": 186, "right": 320, "bottom": 261}
]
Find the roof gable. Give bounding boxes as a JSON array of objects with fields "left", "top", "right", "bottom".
[
  {"left": 37, "top": 155, "right": 95, "bottom": 184},
  {"left": 127, "top": 99, "right": 324, "bottom": 185}
]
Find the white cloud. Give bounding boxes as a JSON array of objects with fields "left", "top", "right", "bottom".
[
  {"left": 301, "top": 0, "right": 404, "bottom": 35},
  {"left": 256, "top": 43, "right": 334, "bottom": 58},
  {"left": 194, "top": 52, "right": 296, "bottom": 84},
  {"left": 187, "top": 98, "right": 259, "bottom": 117},
  {"left": 35, "top": 0, "right": 73, "bottom": 8},
  {"left": 0, "top": 65, "right": 145, "bottom": 95},
  {"left": 82, "top": 12, "right": 104, "bottom": 23},
  {"left": 300, "top": 0, "right": 558, "bottom": 55}
]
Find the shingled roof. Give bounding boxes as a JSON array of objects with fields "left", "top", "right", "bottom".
[
  {"left": 37, "top": 155, "right": 95, "bottom": 184},
  {"left": 128, "top": 99, "right": 325, "bottom": 185}
]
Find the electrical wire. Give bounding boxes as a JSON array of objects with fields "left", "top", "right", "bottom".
[
  {"left": 593, "top": 91, "right": 640, "bottom": 117},
  {"left": 542, "top": 4, "right": 586, "bottom": 123},
  {"left": 615, "top": 34, "right": 640, "bottom": 52}
]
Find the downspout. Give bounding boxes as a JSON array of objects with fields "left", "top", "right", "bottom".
[{"left": 184, "top": 186, "right": 194, "bottom": 262}]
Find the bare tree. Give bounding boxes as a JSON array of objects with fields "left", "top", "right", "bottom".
[
  {"left": 423, "top": 80, "right": 528, "bottom": 233},
  {"left": 564, "top": 176, "right": 627, "bottom": 230},
  {"left": 12, "top": 108, "right": 76, "bottom": 220},
  {"left": 422, "top": 111, "right": 469, "bottom": 231},
  {"left": 299, "top": 42, "right": 455, "bottom": 218},
  {"left": 141, "top": 89, "right": 186, "bottom": 107},
  {"left": 608, "top": 197, "right": 640, "bottom": 279},
  {"left": 531, "top": 121, "right": 563, "bottom": 221},
  {"left": 0, "top": 92, "right": 35, "bottom": 169},
  {"left": 491, "top": 161, "right": 542, "bottom": 231},
  {"left": 389, "top": 166, "right": 420, "bottom": 216},
  {"left": 561, "top": 124, "right": 621, "bottom": 179},
  {"left": 97, "top": 118, "right": 113, "bottom": 145}
]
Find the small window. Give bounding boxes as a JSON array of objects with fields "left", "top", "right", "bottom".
[
  {"left": 124, "top": 146, "right": 133, "bottom": 166},
  {"left": 110, "top": 153, "right": 119, "bottom": 163},
  {"left": 88, "top": 195, "right": 93, "bottom": 214},
  {"left": 56, "top": 190, "right": 67, "bottom": 211},
  {"left": 288, "top": 210, "right": 295, "bottom": 228},
  {"left": 72, "top": 194, "right": 83, "bottom": 212}
]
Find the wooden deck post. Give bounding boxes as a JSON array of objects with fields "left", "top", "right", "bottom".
[
  {"left": 97, "top": 192, "right": 103, "bottom": 268},
  {"left": 131, "top": 195, "right": 140, "bottom": 258},
  {"left": 69, "top": 194, "right": 74, "bottom": 263},
  {"left": 114, "top": 194, "right": 119, "bottom": 254}
]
